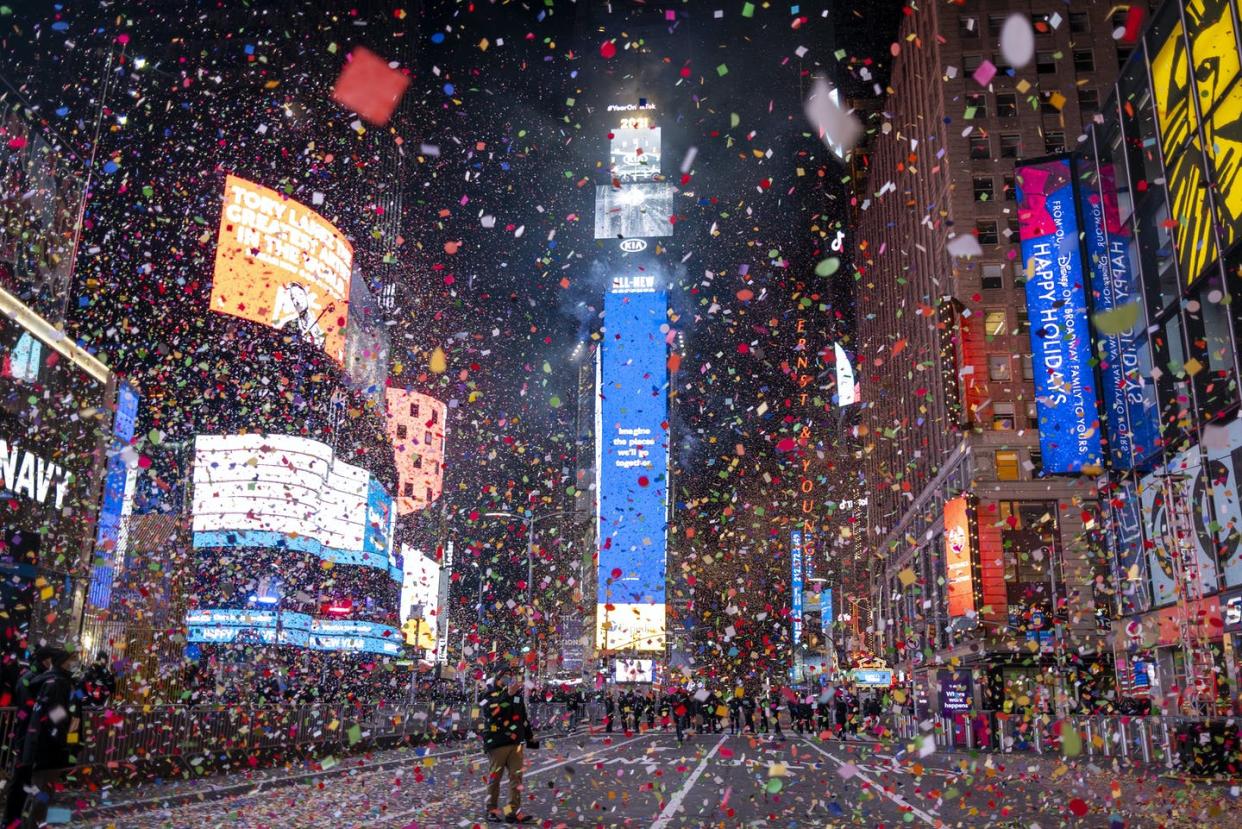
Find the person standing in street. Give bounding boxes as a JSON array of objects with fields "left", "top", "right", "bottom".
[
  {"left": 20, "top": 647, "right": 78, "bottom": 828},
  {"left": 603, "top": 690, "right": 615, "bottom": 733},
  {"left": 80, "top": 652, "right": 116, "bottom": 708},
  {"left": 481, "top": 665, "right": 536, "bottom": 824},
  {"left": 3, "top": 647, "right": 53, "bottom": 827}
]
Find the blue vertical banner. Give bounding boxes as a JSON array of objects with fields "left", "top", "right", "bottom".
[
  {"left": 1016, "top": 156, "right": 1103, "bottom": 473},
  {"left": 88, "top": 383, "right": 140, "bottom": 608},
  {"left": 596, "top": 286, "right": 669, "bottom": 651},
  {"left": 1079, "top": 163, "right": 1158, "bottom": 469},
  {"left": 790, "top": 530, "right": 804, "bottom": 647}
]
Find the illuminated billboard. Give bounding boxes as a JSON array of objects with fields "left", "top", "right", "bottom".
[
  {"left": 384, "top": 389, "right": 446, "bottom": 515},
  {"left": 211, "top": 174, "right": 353, "bottom": 363},
  {"left": 1080, "top": 164, "right": 1158, "bottom": 469},
  {"left": 1016, "top": 157, "right": 1103, "bottom": 473},
  {"left": 944, "top": 495, "right": 978, "bottom": 618},
  {"left": 791, "top": 529, "right": 805, "bottom": 646},
  {"left": 593, "top": 183, "right": 674, "bottom": 240},
  {"left": 596, "top": 286, "right": 668, "bottom": 652},
  {"left": 833, "top": 343, "right": 857, "bottom": 406},
  {"left": 185, "top": 607, "right": 402, "bottom": 656},
  {"left": 614, "top": 658, "right": 655, "bottom": 684},
  {"left": 191, "top": 434, "right": 397, "bottom": 579},
  {"left": 87, "top": 382, "right": 140, "bottom": 608}
]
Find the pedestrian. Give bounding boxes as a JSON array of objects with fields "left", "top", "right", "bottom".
[
  {"left": 769, "top": 688, "right": 784, "bottom": 739},
  {"left": 604, "top": 690, "right": 615, "bottom": 733},
  {"left": 2, "top": 647, "right": 53, "bottom": 827},
  {"left": 728, "top": 693, "right": 741, "bottom": 735},
  {"left": 742, "top": 695, "right": 756, "bottom": 733},
  {"left": 834, "top": 686, "right": 848, "bottom": 739},
  {"left": 645, "top": 691, "right": 656, "bottom": 731},
  {"left": 19, "top": 647, "right": 79, "bottom": 828},
  {"left": 79, "top": 651, "right": 117, "bottom": 708},
  {"left": 481, "top": 665, "right": 536, "bottom": 824}
]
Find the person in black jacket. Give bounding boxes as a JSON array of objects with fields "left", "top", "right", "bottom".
[
  {"left": 79, "top": 652, "right": 116, "bottom": 708},
  {"left": 20, "top": 647, "right": 78, "bottom": 827},
  {"left": 2, "top": 648, "right": 54, "bottom": 827},
  {"left": 481, "top": 665, "right": 535, "bottom": 824}
]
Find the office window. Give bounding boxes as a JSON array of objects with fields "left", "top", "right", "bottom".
[
  {"left": 973, "top": 176, "right": 995, "bottom": 201},
  {"left": 963, "top": 54, "right": 983, "bottom": 73},
  {"left": 996, "top": 93, "right": 1018, "bottom": 118},
  {"left": 989, "top": 355, "right": 1012, "bottom": 380},
  {"left": 1040, "top": 92, "right": 1061, "bottom": 114},
  {"left": 996, "top": 451, "right": 1021, "bottom": 481},
  {"left": 969, "top": 135, "right": 991, "bottom": 159},
  {"left": 993, "top": 402, "right": 1016, "bottom": 430},
  {"left": 1021, "top": 354, "right": 1034, "bottom": 380},
  {"left": 960, "top": 16, "right": 979, "bottom": 37},
  {"left": 409, "top": 403, "right": 420, "bottom": 417},
  {"left": 985, "top": 310, "right": 1008, "bottom": 337},
  {"left": 425, "top": 487, "right": 433, "bottom": 503},
  {"left": 1117, "top": 47, "right": 1133, "bottom": 68},
  {"left": 1007, "top": 217, "right": 1021, "bottom": 242},
  {"left": 1003, "top": 174, "right": 1016, "bottom": 201},
  {"left": 429, "top": 408, "right": 439, "bottom": 424},
  {"left": 413, "top": 454, "right": 423, "bottom": 469},
  {"left": 1029, "top": 448, "right": 1043, "bottom": 473},
  {"left": 1026, "top": 401, "right": 1039, "bottom": 424},
  {"left": 966, "top": 92, "right": 987, "bottom": 118},
  {"left": 396, "top": 424, "right": 408, "bottom": 439},
  {"left": 1069, "top": 12, "right": 1089, "bottom": 33},
  {"left": 977, "top": 220, "right": 999, "bottom": 245},
  {"left": 1017, "top": 308, "right": 1030, "bottom": 332},
  {"left": 1073, "top": 50, "right": 1095, "bottom": 73},
  {"left": 1000, "top": 133, "right": 1022, "bottom": 158},
  {"left": 987, "top": 14, "right": 1007, "bottom": 35},
  {"left": 1077, "top": 88, "right": 1100, "bottom": 113},
  {"left": 1036, "top": 51, "right": 1057, "bottom": 73},
  {"left": 424, "top": 430, "right": 434, "bottom": 445},
  {"left": 982, "top": 263, "right": 1005, "bottom": 290},
  {"left": 1044, "top": 130, "right": 1066, "bottom": 154},
  {"left": 403, "top": 482, "right": 414, "bottom": 497}
]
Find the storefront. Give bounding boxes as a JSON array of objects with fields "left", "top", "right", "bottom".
[{"left": 1222, "top": 588, "right": 1242, "bottom": 704}]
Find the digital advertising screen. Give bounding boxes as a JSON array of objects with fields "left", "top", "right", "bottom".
[
  {"left": 1079, "top": 164, "right": 1158, "bottom": 469},
  {"left": 1016, "top": 157, "right": 1103, "bottom": 473},
  {"left": 185, "top": 607, "right": 403, "bottom": 656},
  {"left": 609, "top": 125, "right": 662, "bottom": 183},
  {"left": 384, "top": 389, "right": 447, "bottom": 516},
  {"left": 211, "top": 174, "right": 353, "bottom": 363},
  {"left": 595, "top": 286, "right": 669, "bottom": 652},
  {"left": 943, "top": 495, "right": 978, "bottom": 618},
  {"left": 87, "top": 382, "right": 140, "bottom": 608},
  {"left": 593, "top": 183, "right": 675, "bottom": 240},
  {"left": 614, "top": 658, "right": 655, "bottom": 684},
  {"left": 191, "top": 433, "right": 396, "bottom": 578},
  {"left": 790, "top": 529, "right": 805, "bottom": 647}
]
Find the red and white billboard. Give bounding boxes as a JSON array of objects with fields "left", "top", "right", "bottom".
[
  {"left": 944, "top": 495, "right": 978, "bottom": 618},
  {"left": 384, "top": 389, "right": 446, "bottom": 515}
]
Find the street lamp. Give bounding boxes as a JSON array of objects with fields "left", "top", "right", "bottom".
[{"left": 483, "top": 509, "right": 575, "bottom": 695}]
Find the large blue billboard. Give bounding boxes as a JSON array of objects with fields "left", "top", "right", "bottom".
[
  {"left": 1016, "top": 157, "right": 1103, "bottom": 474},
  {"left": 185, "top": 608, "right": 403, "bottom": 656},
  {"left": 88, "top": 382, "right": 140, "bottom": 608},
  {"left": 596, "top": 285, "right": 668, "bottom": 651},
  {"left": 790, "top": 530, "right": 804, "bottom": 647},
  {"left": 1079, "top": 164, "right": 1158, "bottom": 469}
]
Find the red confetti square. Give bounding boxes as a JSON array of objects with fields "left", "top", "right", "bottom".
[{"left": 331, "top": 46, "right": 410, "bottom": 125}]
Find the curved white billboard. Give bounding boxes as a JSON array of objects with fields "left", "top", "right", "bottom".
[{"left": 191, "top": 434, "right": 396, "bottom": 578}]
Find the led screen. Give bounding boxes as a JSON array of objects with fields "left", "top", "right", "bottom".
[
  {"left": 791, "top": 530, "right": 805, "bottom": 646},
  {"left": 185, "top": 607, "right": 402, "bottom": 656},
  {"left": 614, "top": 658, "right": 654, "bottom": 684},
  {"left": 944, "top": 496, "right": 977, "bottom": 618},
  {"left": 211, "top": 174, "right": 353, "bottom": 363},
  {"left": 596, "top": 287, "right": 668, "bottom": 652},
  {"left": 593, "top": 183, "right": 674, "bottom": 240},
  {"left": 1016, "top": 157, "right": 1103, "bottom": 473},
  {"left": 192, "top": 433, "right": 397, "bottom": 579}
]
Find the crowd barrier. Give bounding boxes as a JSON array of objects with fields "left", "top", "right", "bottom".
[
  {"left": 0, "top": 701, "right": 571, "bottom": 778},
  {"left": 889, "top": 710, "right": 1241, "bottom": 777}
]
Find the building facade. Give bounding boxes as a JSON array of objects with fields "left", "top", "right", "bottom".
[
  {"left": 384, "top": 388, "right": 447, "bottom": 516},
  {"left": 855, "top": 1, "right": 1139, "bottom": 716},
  {"left": 1076, "top": 0, "right": 1242, "bottom": 714}
]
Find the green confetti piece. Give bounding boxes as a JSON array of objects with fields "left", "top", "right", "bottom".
[
  {"left": 742, "top": 2, "right": 756, "bottom": 17},
  {"left": 716, "top": 64, "right": 729, "bottom": 77},
  {"left": 1091, "top": 301, "right": 1141, "bottom": 335},
  {"left": 346, "top": 724, "right": 362, "bottom": 745},
  {"left": 1061, "top": 724, "right": 1082, "bottom": 757},
  {"left": 815, "top": 258, "right": 840, "bottom": 277}
]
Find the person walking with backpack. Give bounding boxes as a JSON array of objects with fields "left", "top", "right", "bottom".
[{"left": 19, "top": 647, "right": 79, "bottom": 828}]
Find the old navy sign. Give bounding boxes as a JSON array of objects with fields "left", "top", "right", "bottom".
[{"left": 1016, "top": 156, "right": 1103, "bottom": 473}]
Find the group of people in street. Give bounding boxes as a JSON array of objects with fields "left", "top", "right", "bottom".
[{"left": 0, "top": 647, "right": 116, "bottom": 828}]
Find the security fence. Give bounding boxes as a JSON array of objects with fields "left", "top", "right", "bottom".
[{"left": 889, "top": 710, "right": 1241, "bottom": 778}]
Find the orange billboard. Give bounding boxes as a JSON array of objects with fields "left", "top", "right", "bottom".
[
  {"left": 944, "top": 495, "right": 977, "bottom": 618},
  {"left": 212, "top": 174, "right": 353, "bottom": 363},
  {"left": 385, "top": 389, "right": 447, "bottom": 515}
]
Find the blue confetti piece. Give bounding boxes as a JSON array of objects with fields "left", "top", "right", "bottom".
[
  {"left": 51, "top": 21, "right": 69, "bottom": 31},
  {"left": 102, "top": 160, "right": 118, "bottom": 174},
  {"left": 244, "top": 44, "right": 254, "bottom": 55},
  {"left": 430, "top": 32, "right": 445, "bottom": 44},
  {"left": 828, "top": 801, "right": 844, "bottom": 817},
  {"left": 55, "top": 107, "right": 69, "bottom": 117},
  {"left": 443, "top": 83, "right": 454, "bottom": 95}
]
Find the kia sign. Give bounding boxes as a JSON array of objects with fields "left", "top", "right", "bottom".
[{"left": 619, "top": 239, "right": 648, "bottom": 253}]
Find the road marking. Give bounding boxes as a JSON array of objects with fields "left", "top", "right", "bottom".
[
  {"left": 380, "top": 734, "right": 652, "bottom": 822},
  {"left": 797, "top": 735, "right": 938, "bottom": 826},
  {"left": 648, "top": 734, "right": 726, "bottom": 829}
]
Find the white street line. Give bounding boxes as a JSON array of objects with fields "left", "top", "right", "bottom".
[
  {"left": 648, "top": 734, "right": 726, "bottom": 829},
  {"left": 797, "top": 735, "right": 937, "bottom": 826},
  {"left": 381, "top": 733, "right": 652, "bottom": 822}
]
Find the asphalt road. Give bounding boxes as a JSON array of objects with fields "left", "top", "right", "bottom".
[{"left": 75, "top": 727, "right": 1230, "bottom": 827}]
